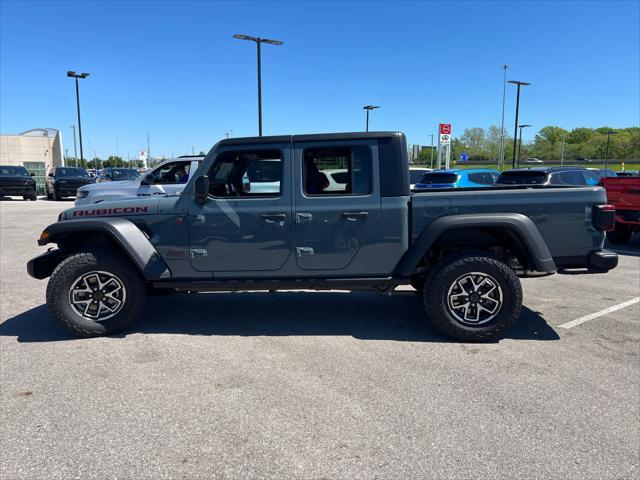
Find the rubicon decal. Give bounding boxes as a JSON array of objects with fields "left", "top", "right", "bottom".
[{"left": 73, "top": 206, "right": 149, "bottom": 217}]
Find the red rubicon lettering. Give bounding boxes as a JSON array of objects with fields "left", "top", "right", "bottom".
[{"left": 71, "top": 205, "right": 149, "bottom": 217}]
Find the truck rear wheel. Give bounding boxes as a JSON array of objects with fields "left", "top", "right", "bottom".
[
  {"left": 606, "top": 225, "right": 632, "bottom": 244},
  {"left": 423, "top": 250, "right": 522, "bottom": 342},
  {"left": 46, "top": 250, "right": 145, "bottom": 338}
]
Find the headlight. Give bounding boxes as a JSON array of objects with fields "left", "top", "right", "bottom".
[{"left": 76, "top": 190, "right": 89, "bottom": 199}]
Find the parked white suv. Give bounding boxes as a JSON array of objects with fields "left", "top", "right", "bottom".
[{"left": 75, "top": 157, "right": 203, "bottom": 206}]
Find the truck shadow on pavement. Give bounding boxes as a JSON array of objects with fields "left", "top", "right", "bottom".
[{"left": 1, "top": 291, "right": 559, "bottom": 343}]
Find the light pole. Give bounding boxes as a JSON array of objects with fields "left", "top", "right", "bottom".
[
  {"left": 604, "top": 130, "right": 617, "bottom": 169},
  {"left": 233, "top": 34, "right": 284, "bottom": 137},
  {"left": 560, "top": 134, "right": 566, "bottom": 165},
  {"left": 507, "top": 80, "right": 531, "bottom": 168},
  {"left": 69, "top": 125, "right": 78, "bottom": 166},
  {"left": 429, "top": 133, "right": 435, "bottom": 168},
  {"left": 67, "top": 71, "right": 89, "bottom": 163},
  {"left": 517, "top": 124, "right": 531, "bottom": 167},
  {"left": 363, "top": 105, "right": 380, "bottom": 132},
  {"left": 499, "top": 64, "right": 509, "bottom": 169}
]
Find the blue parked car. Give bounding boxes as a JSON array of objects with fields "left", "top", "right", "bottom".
[{"left": 414, "top": 169, "right": 499, "bottom": 189}]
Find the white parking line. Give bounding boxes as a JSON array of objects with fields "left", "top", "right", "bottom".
[{"left": 559, "top": 297, "right": 640, "bottom": 329}]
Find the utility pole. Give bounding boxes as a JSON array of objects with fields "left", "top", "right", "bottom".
[
  {"left": 67, "top": 71, "right": 89, "bottom": 162},
  {"left": 147, "top": 133, "right": 151, "bottom": 168},
  {"left": 604, "top": 131, "right": 617, "bottom": 169},
  {"left": 429, "top": 133, "right": 435, "bottom": 168},
  {"left": 363, "top": 105, "right": 380, "bottom": 132},
  {"left": 69, "top": 125, "right": 78, "bottom": 166},
  {"left": 499, "top": 64, "right": 509, "bottom": 169},
  {"left": 507, "top": 80, "right": 531, "bottom": 168},
  {"left": 233, "top": 34, "right": 284, "bottom": 136},
  {"left": 560, "top": 134, "right": 566, "bottom": 165}
]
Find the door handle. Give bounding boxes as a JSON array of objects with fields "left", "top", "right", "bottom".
[
  {"left": 295, "top": 212, "right": 313, "bottom": 223},
  {"left": 194, "top": 214, "right": 206, "bottom": 224},
  {"left": 342, "top": 211, "right": 368, "bottom": 220},
  {"left": 190, "top": 248, "right": 208, "bottom": 258},
  {"left": 296, "top": 247, "right": 315, "bottom": 257},
  {"left": 260, "top": 213, "right": 287, "bottom": 222}
]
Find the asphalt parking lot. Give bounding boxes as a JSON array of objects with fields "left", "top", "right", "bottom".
[{"left": 1, "top": 198, "right": 638, "bottom": 479}]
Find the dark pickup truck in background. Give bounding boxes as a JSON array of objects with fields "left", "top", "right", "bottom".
[
  {"left": 28, "top": 132, "right": 618, "bottom": 341},
  {"left": 45, "top": 166, "right": 94, "bottom": 200},
  {"left": 0, "top": 165, "right": 37, "bottom": 200}
]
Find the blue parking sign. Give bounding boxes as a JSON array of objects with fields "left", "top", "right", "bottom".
[{"left": 460, "top": 152, "right": 469, "bottom": 162}]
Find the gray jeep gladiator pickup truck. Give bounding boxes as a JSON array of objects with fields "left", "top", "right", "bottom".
[{"left": 27, "top": 132, "right": 618, "bottom": 341}]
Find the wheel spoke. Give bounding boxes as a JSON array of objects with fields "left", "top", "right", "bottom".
[
  {"left": 447, "top": 272, "right": 504, "bottom": 326},
  {"left": 69, "top": 271, "right": 126, "bottom": 322}
]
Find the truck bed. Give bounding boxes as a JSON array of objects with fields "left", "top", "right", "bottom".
[{"left": 410, "top": 185, "right": 607, "bottom": 261}]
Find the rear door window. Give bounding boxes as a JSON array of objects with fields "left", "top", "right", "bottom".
[{"left": 302, "top": 146, "right": 372, "bottom": 195}]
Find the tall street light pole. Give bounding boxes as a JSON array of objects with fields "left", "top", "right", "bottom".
[
  {"left": 233, "top": 34, "right": 284, "bottom": 137},
  {"left": 499, "top": 64, "right": 509, "bottom": 169},
  {"left": 69, "top": 125, "right": 78, "bottom": 166},
  {"left": 67, "top": 71, "right": 89, "bottom": 163},
  {"left": 363, "top": 105, "right": 380, "bottom": 132},
  {"left": 517, "top": 124, "right": 531, "bottom": 167},
  {"left": 604, "top": 130, "right": 617, "bottom": 169},
  {"left": 507, "top": 80, "right": 531, "bottom": 168},
  {"left": 560, "top": 134, "right": 566, "bottom": 165}
]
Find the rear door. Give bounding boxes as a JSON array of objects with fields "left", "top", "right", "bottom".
[{"left": 292, "top": 140, "right": 381, "bottom": 272}]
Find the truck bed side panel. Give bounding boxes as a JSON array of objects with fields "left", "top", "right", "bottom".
[{"left": 410, "top": 187, "right": 607, "bottom": 259}]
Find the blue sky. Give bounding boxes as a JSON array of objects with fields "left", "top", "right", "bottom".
[{"left": 1, "top": 0, "right": 639, "bottom": 159}]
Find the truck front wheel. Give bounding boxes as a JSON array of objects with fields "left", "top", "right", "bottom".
[
  {"left": 423, "top": 251, "right": 522, "bottom": 342},
  {"left": 46, "top": 250, "right": 145, "bottom": 338}
]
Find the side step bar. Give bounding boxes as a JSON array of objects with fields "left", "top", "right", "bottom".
[{"left": 152, "top": 277, "right": 406, "bottom": 293}]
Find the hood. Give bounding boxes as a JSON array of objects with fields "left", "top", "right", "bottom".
[
  {"left": 78, "top": 179, "right": 139, "bottom": 192},
  {"left": 61, "top": 197, "right": 160, "bottom": 220}
]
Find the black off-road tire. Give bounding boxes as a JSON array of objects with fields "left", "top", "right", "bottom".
[
  {"left": 606, "top": 226, "right": 632, "bottom": 245},
  {"left": 423, "top": 250, "right": 522, "bottom": 342},
  {"left": 46, "top": 250, "right": 145, "bottom": 338},
  {"left": 23, "top": 193, "right": 37, "bottom": 201}
]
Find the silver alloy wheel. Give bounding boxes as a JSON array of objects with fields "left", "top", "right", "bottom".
[
  {"left": 446, "top": 271, "right": 503, "bottom": 325},
  {"left": 68, "top": 271, "right": 126, "bottom": 321}
]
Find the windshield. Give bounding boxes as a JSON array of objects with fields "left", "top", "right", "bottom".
[
  {"left": 0, "top": 166, "right": 29, "bottom": 176},
  {"left": 418, "top": 172, "right": 458, "bottom": 184},
  {"left": 109, "top": 169, "right": 139, "bottom": 180},
  {"left": 496, "top": 171, "right": 547, "bottom": 185},
  {"left": 55, "top": 168, "right": 89, "bottom": 178}
]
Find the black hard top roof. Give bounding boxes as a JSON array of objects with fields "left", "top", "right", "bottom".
[{"left": 218, "top": 131, "right": 403, "bottom": 147}]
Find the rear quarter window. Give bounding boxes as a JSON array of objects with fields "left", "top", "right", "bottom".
[{"left": 467, "top": 172, "right": 496, "bottom": 185}]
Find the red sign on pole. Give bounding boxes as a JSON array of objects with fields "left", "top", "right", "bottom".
[{"left": 439, "top": 123, "right": 452, "bottom": 135}]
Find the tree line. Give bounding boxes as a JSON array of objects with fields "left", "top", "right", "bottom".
[{"left": 417, "top": 126, "right": 640, "bottom": 163}]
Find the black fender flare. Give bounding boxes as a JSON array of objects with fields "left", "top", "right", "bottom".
[
  {"left": 394, "top": 213, "right": 556, "bottom": 277},
  {"left": 30, "top": 218, "right": 171, "bottom": 280}
]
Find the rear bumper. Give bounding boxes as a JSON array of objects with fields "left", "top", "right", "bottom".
[{"left": 588, "top": 249, "right": 618, "bottom": 271}]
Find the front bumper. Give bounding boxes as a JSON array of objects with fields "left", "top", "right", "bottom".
[
  {"left": 0, "top": 185, "right": 36, "bottom": 196},
  {"left": 588, "top": 249, "right": 618, "bottom": 271}
]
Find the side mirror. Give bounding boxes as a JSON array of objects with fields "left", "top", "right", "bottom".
[
  {"left": 140, "top": 175, "right": 152, "bottom": 186},
  {"left": 194, "top": 175, "right": 210, "bottom": 203},
  {"left": 29, "top": 172, "right": 35, "bottom": 176},
  {"left": 48, "top": 172, "right": 54, "bottom": 177}
]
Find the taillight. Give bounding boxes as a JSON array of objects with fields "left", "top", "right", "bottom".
[{"left": 592, "top": 204, "right": 616, "bottom": 231}]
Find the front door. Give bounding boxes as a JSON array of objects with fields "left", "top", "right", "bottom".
[
  {"left": 293, "top": 140, "right": 381, "bottom": 272},
  {"left": 188, "top": 144, "right": 293, "bottom": 272}
]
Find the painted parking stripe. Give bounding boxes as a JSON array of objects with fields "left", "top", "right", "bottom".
[{"left": 559, "top": 297, "right": 640, "bottom": 329}]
